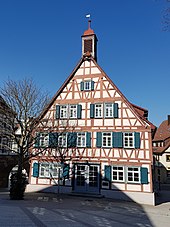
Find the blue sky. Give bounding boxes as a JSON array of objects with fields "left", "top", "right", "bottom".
[{"left": 0, "top": 0, "right": 169, "bottom": 127}]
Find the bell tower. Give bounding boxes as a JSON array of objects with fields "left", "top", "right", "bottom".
[{"left": 82, "top": 19, "right": 98, "bottom": 61}]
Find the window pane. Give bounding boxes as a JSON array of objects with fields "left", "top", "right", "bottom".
[{"left": 69, "top": 105, "right": 77, "bottom": 118}]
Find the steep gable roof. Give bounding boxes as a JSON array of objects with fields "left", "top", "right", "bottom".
[{"left": 39, "top": 54, "right": 155, "bottom": 132}]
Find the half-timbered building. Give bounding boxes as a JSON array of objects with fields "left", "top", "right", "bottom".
[{"left": 28, "top": 20, "right": 156, "bottom": 205}]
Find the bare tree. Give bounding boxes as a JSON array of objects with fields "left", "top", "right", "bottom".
[{"left": 0, "top": 78, "right": 49, "bottom": 199}]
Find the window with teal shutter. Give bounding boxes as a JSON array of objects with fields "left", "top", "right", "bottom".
[
  {"left": 104, "top": 165, "right": 111, "bottom": 181},
  {"left": 96, "top": 132, "right": 102, "bottom": 148},
  {"left": 33, "top": 163, "right": 39, "bottom": 177},
  {"left": 114, "top": 103, "right": 119, "bottom": 118},
  {"left": 135, "top": 132, "right": 140, "bottom": 149},
  {"left": 48, "top": 132, "right": 58, "bottom": 148},
  {"left": 112, "top": 132, "right": 123, "bottom": 148},
  {"left": 86, "top": 132, "right": 91, "bottom": 148},
  {"left": 63, "top": 163, "right": 69, "bottom": 179},
  {"left": 67, "top": 132, "right": 77, "bottom": 148},
  {"left": 77, "top": 104, "right": 82, "bottom": 119},
  {"left": 56, "top": 105, "right": 60, "bottom": 119},
  {"left": 90, "top": 104, "right": 95, "bottom": 118},
  {"left": 140, "top": 167, "right": 148, "bottom": 184},
  {"left": 91, "top": 80, "right": 95, "bottom": 90},
  {"left": 80, "top": 81, "right": 84, "bottom": 91}
]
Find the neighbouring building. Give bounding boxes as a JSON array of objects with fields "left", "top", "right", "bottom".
[
  {"left": 28, "top": 21, "right": 156, "bottom": 205},
  {"left": 153, "top": 115, "right": 170, "bottom": 186}
]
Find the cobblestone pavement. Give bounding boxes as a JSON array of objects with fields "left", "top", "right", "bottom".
[{"left": 0, "top": 190, "right": 170, "bottom": 227}]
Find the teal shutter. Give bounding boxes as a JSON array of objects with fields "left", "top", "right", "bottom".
[
  {"left": 104, "top": 165, "right": 111, "bottom": 181},
  {"left": 67, "top": 132, "right": 77, "bottom": 148},
  {"left": 114, "top": 103, "right": 118, "bottom": 118},
  {"left": 33, "top": 163, "right": 39, "bottom": 177},
  {"left": 141, "top": 167, "right": 148, "bottom": 184},
  {"left": 63, "top": 164, "right": 69, "bottom": 179},
  {"left": 135, "top": 132, "right": 140, "bottom": 148},
  {"left": 91, "top": 80, "right": 94, "bottom": 90},
  {"left": 34, "top": 133, "right": 40, "bottom": 148},
  {"left": 90, "top": 104, "right": 95, "bottom": 118},
  {"left": 56, "top": 105, "right": 60, "bottom": 119},
  {"left": 113, "top": 132, "right": 123, "bottom": 148},
  {"left": 86, "top": 132, "right": 91, "bottom": 148},
  {"left": 49, "top": 132, "right": 58, "bottom": 148},
  {"left": 96, "top": 132, "right": 102, "bottom": 148},
  {"left": 77, "top": 104, "right": 82, "bottom": 119},
  {"left": 80, "top": 81, "right": 84, "bottom": 91}
]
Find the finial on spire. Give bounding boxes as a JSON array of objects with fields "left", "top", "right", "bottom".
[{"left": 86, "top": 14, "right": 91, "bottom": 29}]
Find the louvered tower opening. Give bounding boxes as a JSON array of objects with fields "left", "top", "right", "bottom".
[{"left": 84, "top": 39, "right": 92, "bottom": 53}]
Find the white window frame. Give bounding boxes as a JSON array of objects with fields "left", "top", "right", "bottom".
[
  {"left": 60, "top": 105, "right": 68, "bottom": 119},
  {"left": 77, "top": 132, "right": 86, "bottom": 147},
  {"left": 112, "top": 166, "right": 125, "bottom": 182},
  {"left": 58, "top": 133, "right": 67, "bottom": 147},
  {"left": 69, "top": 105, "right": 77, "bottom": 119},
  {"left": 39, "top": 133, "right": 49, "bottom": 147},
  {"left": 95, "top": 104, "right": 103, "bottom": 118},
  {"left": 39, "top": 163, "right": 50, "bottom": 177},
  {"left": 126, "top": 167, "right": 140, "bottom": 183},
  {"left": 102, "top": 132, "right": 112, "bottom": 148},
  {"left": 123, "top": 132, "right": 134, "bottom": 148},
  {"left": 39, "top": 162, "right": 63, "bottom": 178},
  {"left": 84, "top": 80, "right": 91, "bottom": 91},
  {"left": 104, "top": 103, "right": 114, "bottom": 118}
]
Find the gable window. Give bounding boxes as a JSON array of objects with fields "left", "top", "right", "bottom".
[
  {"left": 69, "top": 105, "right": 77, "bottom": 118},
  {"left": 127, "top": 167, "right": 140, "bottom": 183},
  {"left": 124, "top": 132, "right": 134, "bottom": 148},
  {"left": 84, "top": 81, "right": 91, "bottom": 90},
  {"left": 56, "top": 104, "right": 82, "bottom": 119},
  {"left": 95, "top": 104, "right": 103, "bottom": 118},
  {"left": 58, "top": 133, "right": 67, "bottom": 147},
  {"left": 80, "top": 80, "right": 94, "bottom": 91},
  {"left": 60, "top": 105, "right": 68, "bottom": 118},
  {"left": 77, "top": 132, "right": 86, "bottom": 147},
  {"left": 39, "top": 133, "right": 49, "bottom": 147},
  {"left": 112, "top": 166, "right": 124, "bottom": 182},
  {"left": 105, "top": 103, "right": 114, "bottom": 118},
  {"left": 166, "top": 155, "right": 170, "bottom": 162},
  {"left": 102, "top": 132, "right": 112, "bottom": 148}
]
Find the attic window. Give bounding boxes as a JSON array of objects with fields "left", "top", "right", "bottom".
[{"left": 84, "top": 39, "right": 92, "bottom": 53}]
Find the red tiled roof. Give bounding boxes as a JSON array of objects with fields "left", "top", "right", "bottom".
[{"left": 153, "top": 120, "right": 170, "bottom": 141}]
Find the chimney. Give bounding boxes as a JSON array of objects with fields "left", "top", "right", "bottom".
[{"left": 168, "top": 115, "right": 170, "bottom": 125}]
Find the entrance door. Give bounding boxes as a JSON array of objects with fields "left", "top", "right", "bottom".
[{"left": 74, "top": 164, "right": 100, "bottom": 194}]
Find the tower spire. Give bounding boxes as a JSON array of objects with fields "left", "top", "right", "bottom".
[{"left": 82, "top": 15, "right": 98, "bottom": 61}]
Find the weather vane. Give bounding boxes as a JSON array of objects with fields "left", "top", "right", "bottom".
[{"left": 86, "top": 14, "right": 91, "bottom": 29}]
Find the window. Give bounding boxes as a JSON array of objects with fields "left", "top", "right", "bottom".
[
  {"left": 124, "top": 132, "right": 134, "bottom": 148},
  {"left": 127, "top": 167, "right": 140, "bottom": 183},
  {"left": 56, "top": 104, "right": 82, "bottom": 119},
  {"left": 84, "top": 81, "right": 91, "bottom": 91},
  {"left": 39, "top": 163, "right": 50, "bottom": 177},
  {"left": 39, "top": 163, "right": 62, "bottom": 178},
  {"left": 39, "top": 133, "right": 48, "bottom": 147},
  {"left": 69, "top": 105, "right": 77, "bottom": 118},
  {"left": 58, "top": 134, "right": 67, "bottom": 147},
  {"left": 166, "top": 155, "right": 170, "bottom": 162},
  {"left": 102, "top": 132, "right": 112, "bottom": 147},
  {"left": 77, "top": 132, "right": 86, "bottom": 147},
  {"left": 95, "top": 104, "right": 103, "bottom": 118},
  {"left": 105, "top": 103, "right": 113, "bottom": 118},
  {"left": 60, "top": 105, "right": 68, "bottom": 118},
  {"left": 112, "top": 166, "right": 124, "bottom": 182},
  {"left": 80, "top": 80, "right": 94, "bottom": 91}
]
